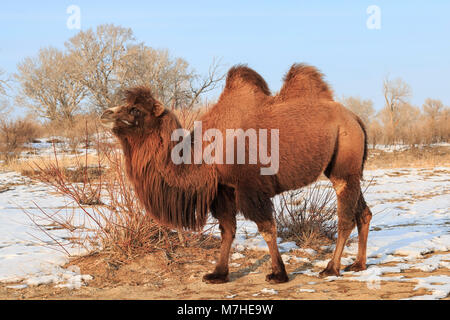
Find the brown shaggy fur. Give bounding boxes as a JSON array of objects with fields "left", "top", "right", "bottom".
[
  {"left": 101, "top": 63, "right": 372, "bottom": 284},
  {"left": 278, "top": 63, "right": 334, "bottom": 101},
  {"left": 225, "top": 64, "right": 271, "bottom": 96}
]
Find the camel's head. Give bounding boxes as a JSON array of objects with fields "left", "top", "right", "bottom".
[{"left": 100, "top": 86, "right": 166, "bottom": 135}]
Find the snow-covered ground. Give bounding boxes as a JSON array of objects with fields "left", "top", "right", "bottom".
[
  {"left": 220, "top": 166, "right": 450, "bottom": 299},
  {"left": 0, "top": 172, "right": 91, "bottom": 288},
  {"left": 0, "top": 165, "right": 449, "bottom": 298}
]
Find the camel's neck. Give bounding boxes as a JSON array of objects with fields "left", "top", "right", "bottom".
[
  {"left": 119, "top": 112, "right": 217, "bottom": 195},
  {"left": 117, "top": 113, "right": 217, "bottom": 231}
]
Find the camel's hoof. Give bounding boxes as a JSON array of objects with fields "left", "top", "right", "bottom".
[
  {"left": 202, "top": 273, "right": 229, "bottom": 284},
  {"left": 344, "top": 262, "right": 367, "bottom": 272},
  {"left": 265, "top": 272, "right": 289, "bottom": 284},
  {"left": 319, "top": 266, "right": 340, "bottom": 278}
]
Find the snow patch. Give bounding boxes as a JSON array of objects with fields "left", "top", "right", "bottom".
[
  {"left": 231, "top": 252, "right": 245, "bottom": 260},
  {"left": 261, "top": 288, "right": 278, "bottom": 295}
]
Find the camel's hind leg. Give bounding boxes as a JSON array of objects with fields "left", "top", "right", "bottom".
[
  {"left": 319, "top": 113, "right": 371, "bottom": 277},
  {"left": 345, "top": 195, "right": 372, "bottom": 272},
  {"left": 319, "top": 174, "right": 360, "bottom": 277},
  {"left": 203, "top": 186, "right": 237, "bottom": 284}
]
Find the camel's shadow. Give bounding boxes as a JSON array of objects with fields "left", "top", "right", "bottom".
[
  {"left": 229, "top": 254, "right": 270, "bottom": 281},
  {"left": 228, "top": 249, "right": 334, "bottom": 282}
]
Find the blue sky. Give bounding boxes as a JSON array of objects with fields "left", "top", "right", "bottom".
[{"left": 1, "top": 1, "right": 449, "bottom": 115}]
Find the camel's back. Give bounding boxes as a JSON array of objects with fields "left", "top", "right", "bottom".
[
  {"left": 196, "top": 64, "right": 362, "bottom": 196},
  {"left": 204, "top": 98, "right": 343, "bottom": 195}
]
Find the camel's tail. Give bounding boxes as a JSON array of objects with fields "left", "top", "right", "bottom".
[
  {"left": 278, "top": 63, "right": 334, "bottom": 101},
  {"left": 324, "top": 114, "right": 368, "bottom": 180},
  {"left": 355, "top": 115, "right": 368, "bottom": 176}
]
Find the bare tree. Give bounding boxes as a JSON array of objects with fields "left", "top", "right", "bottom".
[
  {"left": 15, "top": 24, "right": 225, "bottom": 124},
  {"left": 367, "top": 120, "right": 383, "bottom": 148},
  {"left": 118, "top": 45, "right": 224, "bottom": 110},
  {"left": 339, "top": 96, "right": 375, "bottom": 126},
  {"left": 0, "top": 100, "right": 9, "bottom": 119},
  {"left": 0, "top": 68, "right": 8, "bottom": 96},
  {"left": 381, "top": 76, "right": 412, "bottom": 144},
  {"left": 423, "top": 98, "right": 443, "bottom": 121},
  {"left": 66, "top": 25, "right": 225, "bottom": 113},
  {"left": 186, "top": 57, "right": 225, "bottom": 109},
  {"left": 118, "top": 45, "right": 195, "bottom": 108},
  {"left": 65, "top": 24, "right": 135, "bottom": 113},
  {"left": 397, "top": 103, "right": 421, "bottom": 145},
  {"left": 439, "top": 107, "right": 450, "bottom": 142},
  {"left": 423, "top": 98, "right": 446, "bottom": 143},
  {"left": 15, "top": 47, "right": 87, "bottom": 122},
  {"left": 0, "top": 69, "right": 10, "bottom": 118}
]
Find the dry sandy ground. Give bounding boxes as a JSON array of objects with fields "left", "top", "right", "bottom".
[{"left": 1, "top": 246, "right": 448, "bottom": 300}]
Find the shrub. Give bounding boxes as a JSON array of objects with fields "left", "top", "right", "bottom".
[
  {"left": 42, "top": 114, "right": 99, "bottom": 153},
  {"left": 0, "top": 117, "right": 42, "bottom": 162},
  {"left": 275, "top": 183, "right": 338, "bottom": 247},
  {"left": 28, "top": 130, "right": 214, "bottom": 262}
]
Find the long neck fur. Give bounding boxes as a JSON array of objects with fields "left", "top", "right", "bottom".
[{"left": 119, "top": 112, "right": 217, "bottom": 231}]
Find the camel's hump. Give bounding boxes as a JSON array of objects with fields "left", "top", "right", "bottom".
[
  {"left": 224, "top": 65, "right": 271, "bottom": 96},
  {"left": 279, "top": 63, "right": 333, "bottom": 101}
]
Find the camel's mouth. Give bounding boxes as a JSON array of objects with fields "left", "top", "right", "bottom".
[
  {"left": 99, "top": 117, "right": 115, "bottom": 129},
  {"left": 100, "top": 109, "right": 118, "bottom": 129},
  {"left": 100, "top": 119, "right": 115, "bottom": 129}
]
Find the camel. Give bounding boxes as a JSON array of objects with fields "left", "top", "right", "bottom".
[{"left": 100, "top": 63, "right": 372, "bottom": 284}]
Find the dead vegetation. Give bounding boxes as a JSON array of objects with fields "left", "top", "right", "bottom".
[
  {"left": 365, "top": 145, "right": 449, "bottom": 169},
  {"left": 0, "top": 117, "right": 42, "bottom": 162},
  {"left": 275, "top": 184, "right": 337, "bottom": 248},
  {"left": 26, "top": 129, "right": 217, "bottom": 264}
]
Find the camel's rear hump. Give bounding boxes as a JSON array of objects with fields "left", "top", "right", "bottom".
[{"left": 278, "top": 63, "right": 334, "bottom": 102}]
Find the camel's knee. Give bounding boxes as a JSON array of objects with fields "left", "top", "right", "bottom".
[
  {"left": 256, "top": 219, "right": 276, "bottom": 235},
  {"left": 356, "top": 197, "right": 372, "bottom": 225},
  {"left": 338, "top": 215, "right": 356, "bottom": 232},
  {"left": 359, "top": 207, "right": 372, "bottom": 224},
  {"left": 219, "top": 221, "right": 236, "bottom": 240}
]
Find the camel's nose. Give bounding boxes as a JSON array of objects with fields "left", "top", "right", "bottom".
[{"left": 101, "top": 109, "right": 115, "bottom": 120}]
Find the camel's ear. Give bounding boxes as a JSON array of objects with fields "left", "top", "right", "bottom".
[{"left": 153, "top": 101, "right": 165, "bottom": 117}]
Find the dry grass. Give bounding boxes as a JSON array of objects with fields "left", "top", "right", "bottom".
[
  {"left": 3, "top": 153, "right": 102, "bottom": 177},
  {"left": 366, "top": 145, "right": 449, "bottom": 169}
]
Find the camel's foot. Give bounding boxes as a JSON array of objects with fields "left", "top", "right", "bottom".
[
  {"left": 344, "top": 262, "right": 367, "bottom": 272},
  {"left": 319, "top": 261, "right": 341, "bottom": 278},
  {"left": 202, "top": 272, "right": 229, "bottom": 284},
  {"left": 265, "top": 271, "right": 289, "bottom": 284}
]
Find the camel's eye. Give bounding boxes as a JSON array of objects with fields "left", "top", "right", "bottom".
[{"left": 130, "top": 107, "right": 141, "bottom": 116}]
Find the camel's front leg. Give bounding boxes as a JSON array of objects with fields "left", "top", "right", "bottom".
[
  {"left": 203, "top": 214, "right": 236, "bottom": 284},
  {"left": 256, "top": 219, "right": 289, "bottom": 283}
]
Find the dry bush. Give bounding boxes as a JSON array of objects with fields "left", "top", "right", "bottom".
[
  {"left": 275, "top": 183, "right": 337, "bottom": 248},
  {"left": 0, "top": 117, "right": 42, "bottom": 162},
  {"left": 41, "top": 114, "right": 99, "bottom": 153},
  {"left": 367, "top": 120, "right": 384, "bottom": 148},
  {"left": 29, "top": 130, "right": 214, "bottom": 262}
]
